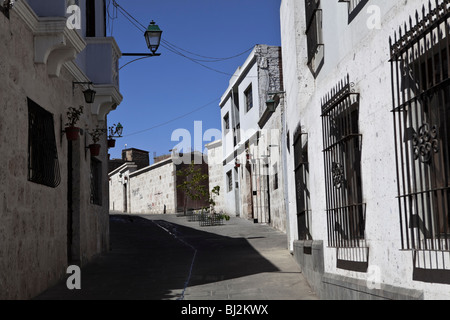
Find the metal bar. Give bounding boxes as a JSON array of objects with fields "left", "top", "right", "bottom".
[{"left": 122, "top": 53, "right": 161, "bottom": 57}]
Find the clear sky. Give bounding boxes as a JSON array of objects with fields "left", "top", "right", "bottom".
[{"left": 106, "top": 0, "right": 281, "bottom": 161}]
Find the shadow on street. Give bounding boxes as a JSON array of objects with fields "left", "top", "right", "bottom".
[{"left": 35, "top": 215, "right": 280, "bottom": 300}]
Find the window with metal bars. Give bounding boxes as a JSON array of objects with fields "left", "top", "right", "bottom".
[
  {"left": 390, "top": 0, "right": 450, "bottom": 255},
  {"left": 226, "top": 170, "right": 233, "bottom": 193},
  {"left": 90, "top": 157, "right": 102, "bottom": 206},
  {"left": 305, "top": 0, "right": 324, "bottom": 77},
  {"left": 293, "top": 129, "right": 312, "bottom": 241},
  {"left": 321, "top": 75, "right": 365, "bottom": 249},
  {"left": 338, "top": 0, "right": 369, "bottom": 22},
  {"left": 27, "top": 98, "right": 61, "bottom": 188}
]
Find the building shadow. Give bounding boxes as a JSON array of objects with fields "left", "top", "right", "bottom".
[{"left": 34, "top": 215, "right": 280, "bottom": 300}]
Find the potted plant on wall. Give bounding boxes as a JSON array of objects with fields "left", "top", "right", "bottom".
[
  {"left": 65, "top": 105, "right": 84, "bottom": 141},
  {"left": 107, "top": 123, "right": 123, "bottom": 149},
  {"left": 88, "top": 128, "right": 105, "bottom": 157}
]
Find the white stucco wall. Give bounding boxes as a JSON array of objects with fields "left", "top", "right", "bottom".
[{"left": 280, "top": 0, "right": 450, "bottom": 299}]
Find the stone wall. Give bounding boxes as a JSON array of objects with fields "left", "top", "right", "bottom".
[
  {"left": 0, "top": 4, "right": 114, "bottom": 299},
  {"left": 128, "top": 160, "right": 177, "bottom": 214}
]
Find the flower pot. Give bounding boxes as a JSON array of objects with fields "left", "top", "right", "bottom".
[
  {"left": 89, "top": 144, "right": 101, "bottom": 156},
  {"left": 65, "top": 126, "right": 80, "bottom": 141},
  {"left": 107, "top": 139, "right": 116, "bottom": 148}
]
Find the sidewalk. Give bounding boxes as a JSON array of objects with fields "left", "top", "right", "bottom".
[{"left": 35, "top": 213, "right": 318, "bottom": 300}]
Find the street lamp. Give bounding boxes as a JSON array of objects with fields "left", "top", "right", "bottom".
[
  {"left": 122, "top": 21, "right": 163, "bottom": 57},
  {"left": 73, "top": 81, "right": 96, "bottom": 104},
  {"left": 145, "top": 21, "right": 163, "bottom": 54}
]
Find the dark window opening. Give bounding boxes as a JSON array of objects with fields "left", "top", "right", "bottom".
[
  {"left": 28, "top": 98, "right": 61, "bottom": 188},
  {"left": 245, "top": 84, "right": 253, "bottom": 112},
  {"left": 226, "top": 170, "right": 233, "bottom": 193},
  {"left": 90, "top": 157, "right": 102, "bottom": 206},
  {"left": 224, "top": 113, "right": 230, "bottom": 133},
  {"left": 294, "top": 130, "right": 312, "bottom": 241},
  {"left": 86, "top": 0, "right": 96, "bottom": 37}
]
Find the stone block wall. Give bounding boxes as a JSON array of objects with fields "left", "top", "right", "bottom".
[{"left": 0, "top": 4, "right": 114, "bottom": 299}]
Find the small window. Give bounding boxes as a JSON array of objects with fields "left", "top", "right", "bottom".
[
  {"left": 28, "top": 99, "right": 61, "bottom": 188},
  {"left": 245, "top": 84, "right": 253, "bottom": 112},
  {"left": 223, "top": 113, "right": 230, "bottom": 133},
  {"left": 90, "top": 158, "right": 102, "bottom": 205},
  {"left": 226, "top": 170, "right": 233, "bottom": 192}
]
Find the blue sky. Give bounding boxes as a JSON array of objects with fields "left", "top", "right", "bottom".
[{"left": 106, "top": 0, "right": 281, "bottom": 161}]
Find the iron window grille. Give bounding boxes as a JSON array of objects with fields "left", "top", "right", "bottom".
[
  {"left": 293, "top": 129, "right": 312, "bottom": 241},
  {"left": 305, "top": 0, "right": 324, "bottom": 77},
  {"left": 90, "top": 157, "right": 102, "bottom": 206},
  {"left": 390, "top": 0, "right": 450, "bottom": 254},
  {"left": 321, "top": 75, "right": 366, "bottom": 249},
  {"left": 338, "top": 0, "right": 370, "bottom": 23},
  {"left": 28, "top": 98, "right": 61, "bottom": 188}
]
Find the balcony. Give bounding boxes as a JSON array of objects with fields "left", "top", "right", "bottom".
[{"left": 81, "top": 37, "right": 123, "bottom": 119}]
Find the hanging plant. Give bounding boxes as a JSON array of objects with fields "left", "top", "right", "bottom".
[{"left": 65, "top": 105, "right": 84, "bottom": 141}]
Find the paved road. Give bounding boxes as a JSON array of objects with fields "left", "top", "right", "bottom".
[{"left": 35, "top": 214, "right": 318, "bottom": 300}]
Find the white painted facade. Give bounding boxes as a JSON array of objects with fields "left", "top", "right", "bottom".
[
  {"left": 219, "top": 45, "right": 286, "bottom": 232},
  {"left": 280, "top": 0, "right": 450, "bottom": 299}
]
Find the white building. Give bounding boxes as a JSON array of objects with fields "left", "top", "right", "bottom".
[
  {"left": 0, "top": 0, "right": 122, "bottom": 299},
  {"left": 109, "top": 150, "right": 210, "bottom": 215},
  {"left": 219, "top": 44, "right": 287, "bottom": 232},
  {"left": 280, "top": 0, "right": 450, "bottom": 299}
]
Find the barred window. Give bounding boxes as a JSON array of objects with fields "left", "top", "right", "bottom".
[
  {"left": 293, "top": 129, "right": 312, "bottom": 241},
  {"left": 321, "top": 75, "right": 365, "bottom": 249},
  {"left": 28, "top": 98, "right": 61, "bottom": 188},
  {"left": 305, "top": 0, "right": 324, "bottom": 77},
  {"left": 90, "top": 157, "right": 102, "bottom": 206},
  {"left": 390, "top": 0, "right": 450, "bottom": 260}
]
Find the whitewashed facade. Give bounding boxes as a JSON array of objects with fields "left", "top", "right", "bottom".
[
  {"left": 280, "top": 0, "right": 450, "bottom": 299},
  {"left": 219, "top": 45, "right": 287, "bottom": 232}
]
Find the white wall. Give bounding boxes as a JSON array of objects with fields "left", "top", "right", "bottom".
[{"left": 280, "top": 0, "right": 450, "bottom": 299}]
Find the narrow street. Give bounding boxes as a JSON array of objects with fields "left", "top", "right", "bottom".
[{"left": 35, "top": 214, "right": 318, "bottom": 300}]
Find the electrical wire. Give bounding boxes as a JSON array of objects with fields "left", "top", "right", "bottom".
[
  {"left": 122, "top": 98, "right": 220, "bottom": 138},
  {"left": 112, "top": 0, "right": 255, "bottom": 76}
]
